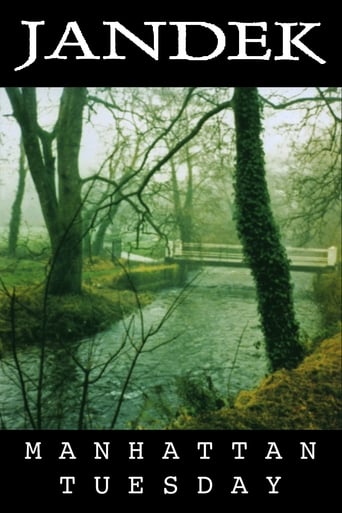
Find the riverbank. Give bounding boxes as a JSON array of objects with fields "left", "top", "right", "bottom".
[
  {"left": 0, "top": 256, "right": 340, "bottom": 430},
  {"left": 170, "top": 270, "right": 342, "bottom": 430},
  {"left": 170, "top": 332, "right": 341, "bottom": 429},
  {"left": 0, "top": 257, "right": 180, "bottom": 351}
]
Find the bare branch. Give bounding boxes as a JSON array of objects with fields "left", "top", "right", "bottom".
[
  {"left": 260, "top": 93, "right": 341, "bottom": 110},
  {"left": 316, "top": 87, "right": 342, "bottom": 123}
]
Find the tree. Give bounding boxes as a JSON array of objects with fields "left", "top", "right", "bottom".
[
  {"left": 7, "top": 140, "right": 27, "bottom": 257},
  {"left": 285, "top": 131, "right": 341, "bottom": 247},
  {"left": 6, "top": 87, "right": 86, "bottom": 295},
  {"left": 169, "top": 147, "right": 194, "bottom": 243},
  {"left": 233, "top": 87, "right": 303, "bottom": 371},
  {"left": 83, "top": 88, "right": 234, "bottom": 250},
  {"left": 83, "top": 124, "right": 145, "bottom": 258},
  {"left": 260, "top": 87, "right": 341, "bottom": 247}
]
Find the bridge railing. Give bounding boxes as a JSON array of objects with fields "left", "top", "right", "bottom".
[
  {"left": 173, "top": 242, "right": 244, "bottom": 261},
  {"left": 286, "top": 246, "right": 338, "bottom": 268},
  {"left": 167, "top": 241, "right": 338, "bottom": 270}
]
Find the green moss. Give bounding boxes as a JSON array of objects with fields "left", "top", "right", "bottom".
[
  {"left": 170, "top": 333, "right": 342, "bottom": 430},
  {"left": 0, "top": 284, "right": 152, "bottom": 350},
  {"left": 170, "top": 266, "right": 342, "bottom": 431}
]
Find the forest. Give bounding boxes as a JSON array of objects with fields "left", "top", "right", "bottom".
[{"left": 0, "top": 87, "right": 340, "bottom": 430}]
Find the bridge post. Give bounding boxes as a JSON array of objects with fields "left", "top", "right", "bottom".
[
  {"left": 165, "top": 240, "right": 182, "bottom": 260},
  {"left": 327, "top": 246, "right": 337, "bottom": 267},
  {"left": 112, "top": 239, "right": 122, "bottom": 259},
  {"left": 174, "top": 239, "right": 183, "bottom": 257},
  {"left": 165, "top": 240, "right": 172, "bottom": 258}
]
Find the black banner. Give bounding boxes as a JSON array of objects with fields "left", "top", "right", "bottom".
[
  {"left": 0, "top": 4, "right": 340, "bottom": 510},
  {"left": 2, "top": 429, "right": 340, "bottom": 506},
  {"left": 0, "top": 6, "right": 340, "bottom": 86}
]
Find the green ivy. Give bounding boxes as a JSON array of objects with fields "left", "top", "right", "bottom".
[{"left": 233, "top": 88, "right": 304, "bottom": 371}]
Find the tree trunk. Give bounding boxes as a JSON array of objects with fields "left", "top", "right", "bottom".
[
  {"left": 6, "top": 87, "right": 87, "bottom": 295},
  {"left": 181, "top": 145, "right": 194, "bottom": 243},
  {"left": 48, "top": 88, "right": 86, "bottom": 295},
  {"left": 82, "top": 209, "right": 94, "bottom": 260},
  {"left": 8, "top": 141, "right": 27, "bottom": 257},
  {"left": 92, "top": 216, "right": 112, "bottom": 256},
  {"left": 170, "top": 153, "right": 194, "bottom": 243},
  {"left": 233, "top": 87, "right": 303, "bottom": 371},
  {"left": 6, "top": 88, "right": 60, "bottom": 244}
]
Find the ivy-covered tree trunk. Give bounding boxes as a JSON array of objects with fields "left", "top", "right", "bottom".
[
  {"left": 233, "top": 87, "right": 303, "bottom": 371},
  {"left": 8, "top": 140, "right": 27, "bottom": 257}
]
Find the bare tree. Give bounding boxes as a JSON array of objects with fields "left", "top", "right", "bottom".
[
  {"left": 5, "top": 87, "right": 86, "bottom": 295},
  {"left": 7, "top": 140, "right": 27, "bottom": 257},
  {"left": 260, "top": 87, "right": 341, "bottom": 246}
]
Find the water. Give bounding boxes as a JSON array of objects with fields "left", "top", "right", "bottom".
[{"left": 0, "top": 267, "right": 322, "bottom": 430}]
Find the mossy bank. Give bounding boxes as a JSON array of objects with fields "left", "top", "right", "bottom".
[
  {"left": 170, "top": 270, "right": 341, "bottom": 430},
  {"left": 170, "top": 333, "right": 341, "bottom": 430},
  {"left": 0, "top": 258, "right": 181, "bottom": 351}
]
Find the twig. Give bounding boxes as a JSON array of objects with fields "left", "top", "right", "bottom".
[{"left": 227, "top": 322, "right": 249, "bottom": 401}]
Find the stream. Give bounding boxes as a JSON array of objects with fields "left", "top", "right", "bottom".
[{"left": 0, "top": 267, "right": 323, "bottom": 430}]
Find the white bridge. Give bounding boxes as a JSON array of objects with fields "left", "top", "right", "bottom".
[{"left": 166, "top": 241, "right": 338, "bottom": 272}]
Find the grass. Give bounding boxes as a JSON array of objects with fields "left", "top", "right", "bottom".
[
  {"left": 0, "top": 256, "right": 179, "bottom": 351},
  {"left": 0, "top": 256, "right": 180, "bottom": 289},
  {"left": 0, "top": 256, "right": 47, "bottom": 287},
  {"left": 110, "top": 262, "right": 182, "bottom": 291}
]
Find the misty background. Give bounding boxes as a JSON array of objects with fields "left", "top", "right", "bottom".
[{"left": 1, "top": 87, "right": 339, "bottom": 250}]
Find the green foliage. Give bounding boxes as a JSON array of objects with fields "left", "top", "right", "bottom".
[
  {"left": 313, "top": 271, "right": 341, "bottom": 336},
  {"left": 0, "top": 231, "right": 50, "bottom": 261},
  {"left": 175, "top": 373, "right": 225, "bottom": 415},
  {"left": 171, "top": 334, "right": 342, "bottom": 430},
  {"left": 0, "top": 286, "right": 128, "bottom": 348},
  {"left": 233, "top": 88, "right": 303, "bottom": 371},
  {"left": 0, "top": 256, "right": 184, "bottom": 350},
  {"left": 0, "top": 256, "right": 157, "bottom": 349},
  {"left": 130, "top": 374, "right": 226, "bottom": 428},
  {"left": 0, "top": 256, "right": 46, "bottom": 287}
]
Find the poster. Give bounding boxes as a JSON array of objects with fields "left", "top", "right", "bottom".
[{"left": 0, "top": 5, "right": 340, "bottom": 507}]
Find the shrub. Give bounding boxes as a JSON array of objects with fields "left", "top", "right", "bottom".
[
  {"left": 175, "top": 373, "right": 225, "bottom": 415},
  {"left": 313, "top": 271, "right": 341, "bottom": 334}
]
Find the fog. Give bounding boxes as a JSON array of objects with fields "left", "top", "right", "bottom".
[
  {"left": 0, "top": 87, "right": 340, "bottom": 249},
  {"left": 0, "top": 86, "right": 340, "bottom": 432}
]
